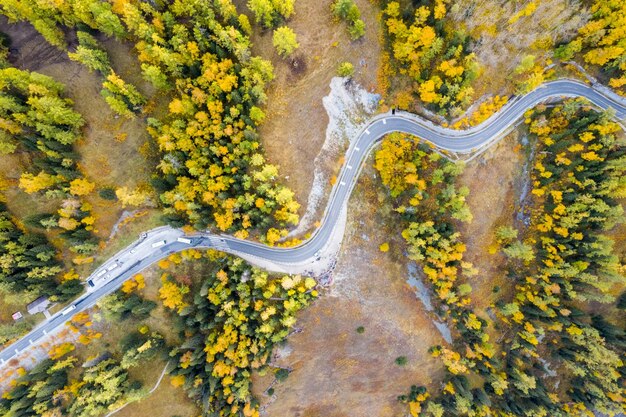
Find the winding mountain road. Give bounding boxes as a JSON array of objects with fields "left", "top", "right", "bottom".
[{"left": 1, "top": 78, "right": 625, "bottom": 366}]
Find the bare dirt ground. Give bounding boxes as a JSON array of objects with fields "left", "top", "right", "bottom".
[
  {"left": 238, "top": 0, "right": 382, "bottom": 219},
  {"left": 449, "top": 0, "right": 589, "bottom": 96},
  {"left": 252, "top": 161, "right": 446, "bottom": 417},
  {"left": 456, "top": 131, "right": 528, "bottom": 313}
]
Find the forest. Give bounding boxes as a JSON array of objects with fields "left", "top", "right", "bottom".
[
  {"left": 0, "top": 0, "right": 301, "bottom": 244},
  {"left": 166, "top": 252, "right": 316, "bottom": 416},
  {"left": 377, "top": 102, "right": 626, "bottom": 416},
  {"left": 0, "top": 61, "right": 99, "bottom": 255},
  {"left": 379, "top": 0, "right": 478, "bottom": 116},
  {"left": 0, "top": 48, "right": 93, "bottom": 312},
  {"left": 0, "top": 0, "right": 303, "bottom": 344},
  {"left": 379, "top": 0, "right": 626, "bottom": 117},
  {"left": 1, "top": 309, "right": 164, "bottom": 416},
  {"left": 0, "top": 0, "right": 625, "bottom": 416},
  {"left": 555, "top": 0, "right": 626, "bottom": 94},
  {"left": 0, "top": 251, "right": 315, "bottom": 417}
]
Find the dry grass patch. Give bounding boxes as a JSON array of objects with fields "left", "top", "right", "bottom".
[
  {"left": 252, "top": 161, "right": 445, "bottom": 416},
  {"left": 114, "top": 366, "right": 200, "bottom": 417},
  {"left": 89, "top": 209, "right": 162, "bottom": 263},
  {"left": 0, "top": 289, "right": 37, "bottom": 325},
  {"left": 239, "top": 0, "right": 382, "bottom": 210},
  {"left": 456, "top": 132, "right": 527, "bottom": 313}
]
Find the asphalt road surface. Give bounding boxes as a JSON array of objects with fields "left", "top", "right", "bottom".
[{"left": 1, "top": 78, "right": 625, "bottom": 365}]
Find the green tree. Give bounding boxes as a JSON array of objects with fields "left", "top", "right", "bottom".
[
  {"left": 248, "top": 0, "right": 295, "bottom": 28},
  {"left": 0, "top": 357, "right": 71, "bottom": 416},
  {"left": 141, "top": 64, "right": 169, "bottom": 90},
  {"left": 101, "top": 71, "right": 146, "bottom": 118},
  {"left": 514, "top": 54, "right": 536, "bottom": 74},
  {"left": 502, "top": 241, "right": 535, "bottom": 262},
  {"left": 348, "top": 19, "right": 365, "bottom": 40},
  {"left": 495, "top": 226, "right": 518, "bottom": 244},
  {"left": 68, "top": 31, "right": 111, "bottom": 74},
  {"left": 337, "top": 61, "right": 354, "bottom": 77},
  {"left": 332, "top": 0, "right": 365, "bottom": 40},
  {"left": 272, "top": 26, "right": 299, "bottom": 57},
  {"left": 395, "top": 356, "right": 408, "bottom": 366},
  {"left": 554, "top": 39, "right": 582, "bottom": 61},
  {"left": 0, "top": 205, "right": 64, "bottom": 296},
  {"left": 69, "top": 359, "right": 138, "bottom": 417},
  {"left": 275, "top": 368, "right": 290, "bottom": 381}
]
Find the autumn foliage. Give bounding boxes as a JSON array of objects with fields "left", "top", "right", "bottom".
[
  {"left": 167, "top": 254, "right": 317, "bottom": 417},
  {"left": 382, "top": 0, "right": 478, "bottom": 116},
  {"left": 556, "top": 0, "right": 626, "bottom": 95},
  {"left": 1, "top": 0, "right": 301, "bottom": 243},
  {"left": 386, "top": 102, "right": 626, "bottom": 416},
  {"left": 0, "top": 58, "right": 99, "bottom": 256}
]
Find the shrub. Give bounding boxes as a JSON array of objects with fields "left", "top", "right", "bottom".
[
  {"left": 395, "top": 356, "right": 408, "bottom": 366},
  {"left": 275, "top": 368, "right": 290, "bottom": 381},
  {"left": 337, "top": 61, "right": 355, "bottom": 77},
  {"left": 273, "top": 26, "right": 299, "bottom": 57},
  {"left": 99, "top": 187, "right": 117, "bottom": 200}
]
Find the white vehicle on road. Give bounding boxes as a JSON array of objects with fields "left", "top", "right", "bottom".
[
  {"left": 61, "top": 305, "right": 76, "bottom": 315},
  {"left": 177, "top": 237, "right": 192, "bottom": 244},
  {"left": 89, "top": 264, "right": 118, "bottom": 289},
  {"left": 151, "top": 240, "right": 166, "bottom": 248}
]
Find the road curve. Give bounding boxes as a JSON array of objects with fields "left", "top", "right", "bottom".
[{"left": 1, "top": 78, "right": 625, "bottom": 365}]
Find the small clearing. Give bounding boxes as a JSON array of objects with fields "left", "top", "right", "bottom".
[
  {"left": 241, "top": 0, "right": 382, "bottom": 216},
  {"left": 456, "top": 130, "right": 527, "bottom": 314},
  {"left": 253, "top": 161, "right": 446, "bottom": 416}
]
